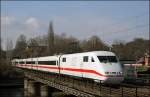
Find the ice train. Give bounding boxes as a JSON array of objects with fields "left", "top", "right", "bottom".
[{"left": 12, "top": 51, "right": 124, "bottom": 84}]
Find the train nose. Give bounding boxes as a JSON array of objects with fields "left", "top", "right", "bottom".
[
  {"left": 104, "top": 72, "right": 124, "bottom": 84},
  {"left": 104, "top": 77, "right": 124, "bottom": 84}
]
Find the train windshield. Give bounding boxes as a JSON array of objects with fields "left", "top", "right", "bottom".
[{"left": 97, "top": 56, "right": 118, "bottom": 63}]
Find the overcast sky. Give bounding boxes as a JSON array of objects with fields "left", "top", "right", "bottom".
[{"left": 1, "top": 1, "right": 149, "bottom": 49}]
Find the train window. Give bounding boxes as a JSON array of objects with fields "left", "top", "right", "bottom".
[
  {"left": 62, "top": 58, "right": 66, "bottom": 62},
  {"left": 83, "top": 56, "right": 88, "bottom": 62},
  {"left": 32, "top": 61, "right": 35, "bottom": 64},
  {"left": 38, "top": 61, "right": 56, "bottom": 65},
  {"left": 20, "top": 61, "right": 24, "bottom": 64},
  {"left": 112, "top": 72, "right": 116, "bottom": 74},
  {"left": 91, "top": 57, "right": 95, "bottom": 62},
  {"left": 26, "top": 61, "right": 35, "bottom": 64},
  {"left": 97, "top": 56, "right": 118, "bottom": 63}
]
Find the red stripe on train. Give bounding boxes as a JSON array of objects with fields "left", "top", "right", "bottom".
[{"left": 17, "top": 64, "right": 106, "bottom": 77}]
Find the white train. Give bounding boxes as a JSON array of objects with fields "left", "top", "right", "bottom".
[{"left": 12, "top": 51, "right": 124, "bottom": 84}]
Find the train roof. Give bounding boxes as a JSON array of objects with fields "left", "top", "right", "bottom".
[
  {"left": 64, "top": 51, "right": 115, "bottom": 55},
  {"left": 12, "top": 51, "right": 116, "bottom": 61}
]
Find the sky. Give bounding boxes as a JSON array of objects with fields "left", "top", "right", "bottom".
[{"left": 1, "top": 1, "right": 149, "bottom": 49}]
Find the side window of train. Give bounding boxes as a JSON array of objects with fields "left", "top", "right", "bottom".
[
  {"left": 62, "top": 58, "right": 66, "bottom": 62},
  {"left": 38, "top": 61, "right": 56, "bottom": 65},
  {"left": 91, "top": 57, "right": 95, "bottom": 62},
  {"left": 20, "top": 61, "right": 24, "bottom": 64},
  {"left": 83, "top": 56, "right": 88, "bottom": 62},
  {"left": 26, "top": 61, "right": 35, "bottom": 64}
]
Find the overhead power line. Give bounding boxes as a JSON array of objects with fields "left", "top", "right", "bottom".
[
  {"left": 100, "top": 12, "right": 148, "bottom": 31},
  {"left": 110, "top": 24, "right": 149, "bottom": 34},
  {"left": 105, "top": 24, "right": 149, "bottom": 40}
]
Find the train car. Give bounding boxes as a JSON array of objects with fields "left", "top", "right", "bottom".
[{"left": 12, "top": 51, "right": 124, "bottom": 84}]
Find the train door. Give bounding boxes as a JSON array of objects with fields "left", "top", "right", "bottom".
[
  {"left": 82, "top": 56, "right": 89, "bottom": 78},
  {"left": 56, "top": 60, "right": 59, "bottom": 74},
  {"left": 35, "top": 59, "right": 38, "bottom": 70},
  {"left": 31, "top": 59, "right": 33, "bottom": 70},
  {"left": 79, "top": 56, "right": 84, "bottom": 78},
  {"left": 72, "top": 56, "right": 82, "bottom": 77},
  {"left": 90, "top": 56, "right": 97, "bottom": 79},
  {"left": 82, "top": 56, "right": 95, "bottom": 79},
  {"left": 76, "top": 56, "right": 83, "bottom": 77},
  {"left": 58, "top": 55, "right": 62, "bottom": 74}
]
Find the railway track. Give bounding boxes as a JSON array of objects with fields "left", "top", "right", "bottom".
[{"left": 22, "top": 68, "right": 150, "bottom": 97}]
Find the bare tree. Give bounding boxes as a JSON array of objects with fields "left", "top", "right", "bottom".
[
  {"left": 27, "top": 38, "right": 44, "bottom": 57},
  {"left": 13, "top": 34, "right": 27, "bottom": 58},
  {"left": 6, "top": 38, "right": 13, "bottom": 64},
  {"left": 112, "top": 38, "right": 150, "bottom": 60},
  {"left": 81, "top": 36, "right": 109, "bottom": 52}
]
